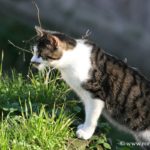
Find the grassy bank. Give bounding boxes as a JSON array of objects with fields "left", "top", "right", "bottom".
[
  {"left": 0, "top": 105, "right": 73, "bottom": 150},
  {"left": 0, "top": 68, "right": 74, "bottom": 149},
  {"left": 0, "top": 66, "right": 113, "bottom": 150}
]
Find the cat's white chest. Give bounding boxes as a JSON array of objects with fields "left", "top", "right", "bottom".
[
  {"left": 61, "top": 64, "right": 89, "bottom": 94},
  {"left": 61, "top": 67, "right": 80, "bottom": 89},
  {"left": 60, "top": 63, "right": 94, "bottom": 106},
  {"left": 58, "top": 40, "right": 92, "bottom": 93}
]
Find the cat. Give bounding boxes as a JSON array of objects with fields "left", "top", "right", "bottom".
[{"left": 31, "top": 26, "right": 150, "bottom": 150}]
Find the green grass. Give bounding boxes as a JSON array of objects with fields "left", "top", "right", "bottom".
[
  {"left": 0, "top": 67, "right": 113, "bottom": 150},
  {"left": 0, "top": 68, "right": 75, "bottom": 150},
  {"left": 0, "top": 70, "right": 69, "bottom": 112},
  {"left": 0, "top": 105, "right": 73, "bottom": 150}
]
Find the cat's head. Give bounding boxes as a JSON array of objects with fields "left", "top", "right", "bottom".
[{"left": 31, "top": 26, "right": 76, "bottom": 70}]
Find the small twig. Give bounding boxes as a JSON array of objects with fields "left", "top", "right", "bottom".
[
  {"left": 32, "top": 0, "right": 42, "bottom": 28},
  {"left": 124, "top": 57, "right": 128, "bottom": 63},
  {"left": 22, "top": 35, "right": 37, "bottom": 43},
  {"left": 82, "top": 29, "right": 92, "bottom": 39},
  {"left": 8, "top": 40, "right": 32, "bottom": 54}
]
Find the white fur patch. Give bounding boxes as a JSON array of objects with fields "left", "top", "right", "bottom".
[
  {"left": 31, "top": 55, "right": 43, "bottom": 63},
  {"left": 31, "top": 45, "right": 48, "bottom": 70},
  {"left": 31, "top": 45, "right": 43, "bottom": 63},
  {"left": 76, "top": 97, "right": 104, "bottom": 140},
  {"left": 51, "top": 40, "right": 105, "bottom": 140},
  {"left": 33, "top": 45, "right": 38, "bottom": 53},
  {"left": 55, "top": 40, "right": 92, "bottom": 85}
]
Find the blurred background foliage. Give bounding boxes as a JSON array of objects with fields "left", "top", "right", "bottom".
[
  {"left": 0, "top": 0, "right": 150, "bottom": 75},
  {"left": 0, "top": 0, "right": 149, "bottom": 150}
]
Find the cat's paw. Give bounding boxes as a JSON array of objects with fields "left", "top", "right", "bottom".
[
  {"left": 76, "top": 127, "right": 95, "bottom": 140},
  {"left": 77, "top": 124, "right": 84, "bottom": 130}
]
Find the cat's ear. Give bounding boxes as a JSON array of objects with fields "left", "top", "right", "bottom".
[
  {"left": 48, "top": 35, "right": 62, "bottom": 48},
  {"left": 35, "top": 26, "right": 45, "bottom": 37}
]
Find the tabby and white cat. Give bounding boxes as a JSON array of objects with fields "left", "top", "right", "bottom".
[{"left": 31, "top": 26, "right": 150, "bottom": 149}]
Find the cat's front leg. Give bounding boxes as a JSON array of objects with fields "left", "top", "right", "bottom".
[{"left": 76, "top": 98, "right": 104, "bottom": 140}]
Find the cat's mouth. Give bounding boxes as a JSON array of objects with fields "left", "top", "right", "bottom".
[
  {"left": 31, "top": 62, "right": 40, "bottom": 67},
  {"left": 31, "top": 62, "right": 48, "bottom": 71},
  {"left": 46, "top": 56, "right": 59, "bottom": 60}
]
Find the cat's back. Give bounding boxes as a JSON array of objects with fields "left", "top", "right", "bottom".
[
  {"left": 102, "top": 51, "right": 150, "bottom": 131},
  {"left": 83, "top": 44, "right": 150, "bottom": 131}
]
